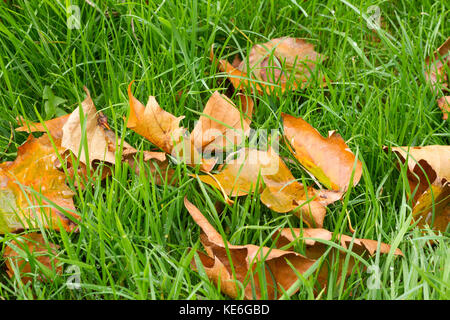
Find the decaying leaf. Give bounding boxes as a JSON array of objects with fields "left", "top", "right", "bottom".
[
  {"left": 425, "top": 37, "right": 450, "bottom": 120},
  {"left": 282, "top": 113, "right": 362, "bottom": 191},
  {"left": 0, "top": 135, "right": 78, "bottom": 233},
  {"left": 386, "top": 145, "right": 450, "bottom": 232},
  {"left": 185, "top": 198, "right": 316, "bottom": 299},
  {"left": 212, "top": 37, "right": 326, "bottom": 94},
  {"left": 191, "top": 91, "right": 253, "bottom": 153},
  {"left": 3, "top": 232, "right": 62, "bottom": 283},
  {"left": 198, "top": 148, "right": 341, "bottom": 227}
]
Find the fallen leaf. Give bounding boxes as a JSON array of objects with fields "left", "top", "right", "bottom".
[
  {"left": 425, "top": 37, "right": 450, "bottom": 119},
  {"left": 127, "top": 81, "right": 184, "bottom": 154},
  {"left": 437, "top": 96, "right": 449, "bottom": 120},
  {"left": 386, "top": 145, "right": 450, "bottom": 232},
  {"left": 0, "top": 135, "right": 78, "bottom": 233},
  {"left": 185, "top": 198, "right": 316, "bottom": 299},
  {"left": 62, "top": 87, "right": 117, "bottom": 164},
  {"left": 198, "top": 148, "right": 341, "bottom": 227},
  {"left": 273, "top": 228, "right": 403, "bottom": 287},
  {"left": 190, "top": 91, "right": 253, "bottom": 153},
  {"left": 127, "top": 82, "right": 216, "bottom": 172},
  {"left": 17, "top": 88, "right": 167, "bottom": 183},
  {"left": 3, "top": 232, "right": 62, "bottom": 283},
  {"left": 17, "top": 114, "right": 70, "bottom": 141},
  {"left": 212, "top": 37, "right": 326, "bottom": 94},
  {"left": 282, "top": 113, "right": 362, "bottom": 191}
]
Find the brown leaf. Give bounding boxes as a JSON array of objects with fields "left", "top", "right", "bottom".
[
  {"left": 425, "top": 37, "right": 450, "bottom": 94},
  {"left": 198, "top": 148, "right": 340, "bottom": 227},
  {"left": 62, "top": 87, "right": 117, "bottom": 164},
  {"left": 273, "top": 228, "right": 403, "bottom": 287},
  {"left": 282, "top": 113, "right": 362, "bottom": 191},
  {"left": 437, "top": 96, "right": 450, "bottom": 120},
  {"left": 212, "top": 38, "right": 326, "bottom": 94},
  {"left": 386, "top": 145, "right": 450, "bottom": 232},
  {"left": 185, "top": 198, "right": 316, "bottom": 299},
  {"left": 3, "top": 233, "right": 62, "bottom": 283},
  {"left": 191, "top": 91, "right": 253, "bottom": 153},
  {"left": 425, "top": 37, "right": 450, "bottom": 119},
  {"left": 16, "top": 114, "right": 70, "bottom": 141},
  {"left": 0, "top": 135, "right": 78, "bottom": 233}
]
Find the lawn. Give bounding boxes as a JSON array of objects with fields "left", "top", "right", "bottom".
[{"left": 0, "top": 0, "right": 448, "bottom": 300}]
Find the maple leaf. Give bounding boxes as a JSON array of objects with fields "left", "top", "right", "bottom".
[
  {"left": 282, "top": 113, "right": 362, "bottom": 191},
  {"left": 185, "top": 198, "right": 315, "bottom": 299},
  {"left": 197, "top": 148, "right": 340, "bottom": 227},
  {"left": 385, "top": 145, "right": 450, "bottom": 232},
  {"left": 211, "top": 37, "right": 326, "bottom": 94},
  {"left": 3, "top": 232, "right": 62, "bottom": 283},
  {"left": 18, "top": 87, "right": 167, "bottom": 183},
  {"left": 424, "top": 37, "right": 450, "bottom": 120},
  {"left": 185, "top": 198, "right": 402, "bottom": 299},
  {"left": 190, "top": 91, "right": 253, "bottom": 153},
  {"left": 0, "top": 134, "right": 78, "bottom": 233},
  {"left": 273, "top": 228, "right": 403, "bottom": 287}
]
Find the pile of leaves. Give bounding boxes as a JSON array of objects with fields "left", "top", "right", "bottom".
[{"left": 0, "top": 37, "right": 448, "bottom": 299}]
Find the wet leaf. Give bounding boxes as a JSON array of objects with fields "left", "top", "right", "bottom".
[
  {"left": 386, "top": 145, "right": 450, "bottom": 232},
  {"left": 0, "top": 135, "right": 78, "bottom": 233},
  {"left": 283, "top": 113, "right": 362, "bottom": 191},
  {"left": 3, "top": 232, "right": 62, "bottom": 283}
]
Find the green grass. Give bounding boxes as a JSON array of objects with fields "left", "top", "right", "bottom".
[{"left": 0, "top": 0, "right": 449, "bottom": 300}]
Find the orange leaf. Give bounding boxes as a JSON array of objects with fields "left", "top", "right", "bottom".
[
  {"left": 197, "top": 148, "right": 341, "bottom": 227},
  {"left": 185, "top": 198, "right": 315, "bottom": 299},
  {"left": 3, "top": 233, "right": 62, "bottom": 283},
  {"left": 0, "top": 135, "right": 78, "bottom": 233},
  {"left": 127, "top": 81, "right": 184, "bottom": 154},
  {"left": 283, "top": 113, "right": 362, "bottom": 191},
  {"left": 386, "top": 145, "right": 450, "bottom": 232},
  {"left": 212, "top": 37, "right": 327, "bottom": 95},
  {"left": 191, "top": 91, "right": 253, "bottom": 153}
]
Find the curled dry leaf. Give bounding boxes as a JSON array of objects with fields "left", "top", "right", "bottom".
[
  {"left": 184, "top": 198, "right": 316, "bottom": 299},
  {"left": 437, "top": 96, "right": 450, "bottom": 120},
  {"left": 425, "top": 37, "right": 450, "bottom": 120},
  {"left": 385, "top": 145, "right": 450, "bottom": 232},
  {"left": 62, "top": 87, "right": 116, "bottom": 164},
  {"left": 191, "top": 91, "right": 253, "bottom": 153},
  {"left": 211, "top": 37, "right": 326, "bottom": 95},
  {"left": 127, "top": 82, "right": 216, "bottom": 172},
  {"left": 0, "top": 135, "right": 78, "bottom": 233},
  {"left": 185, "top": 199, "right": 402, "bottom": 299},
  {"left": 127, "top": 82, "right": 185, "bottom": 154},
  {"left": 3, "top": 232, "right": 62, "bottom": 283},
  {"left": 198, "top": 148, "right": 341, "bottom": 227},
  {"left": 17, "top": 87, "right": 167, "bottom": 183},
  {"left": 282, "top": 113, "right": 362, "bottom": 192},
  {"left": 273, "top": 228, "right": 403, "bottom": 286}
]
